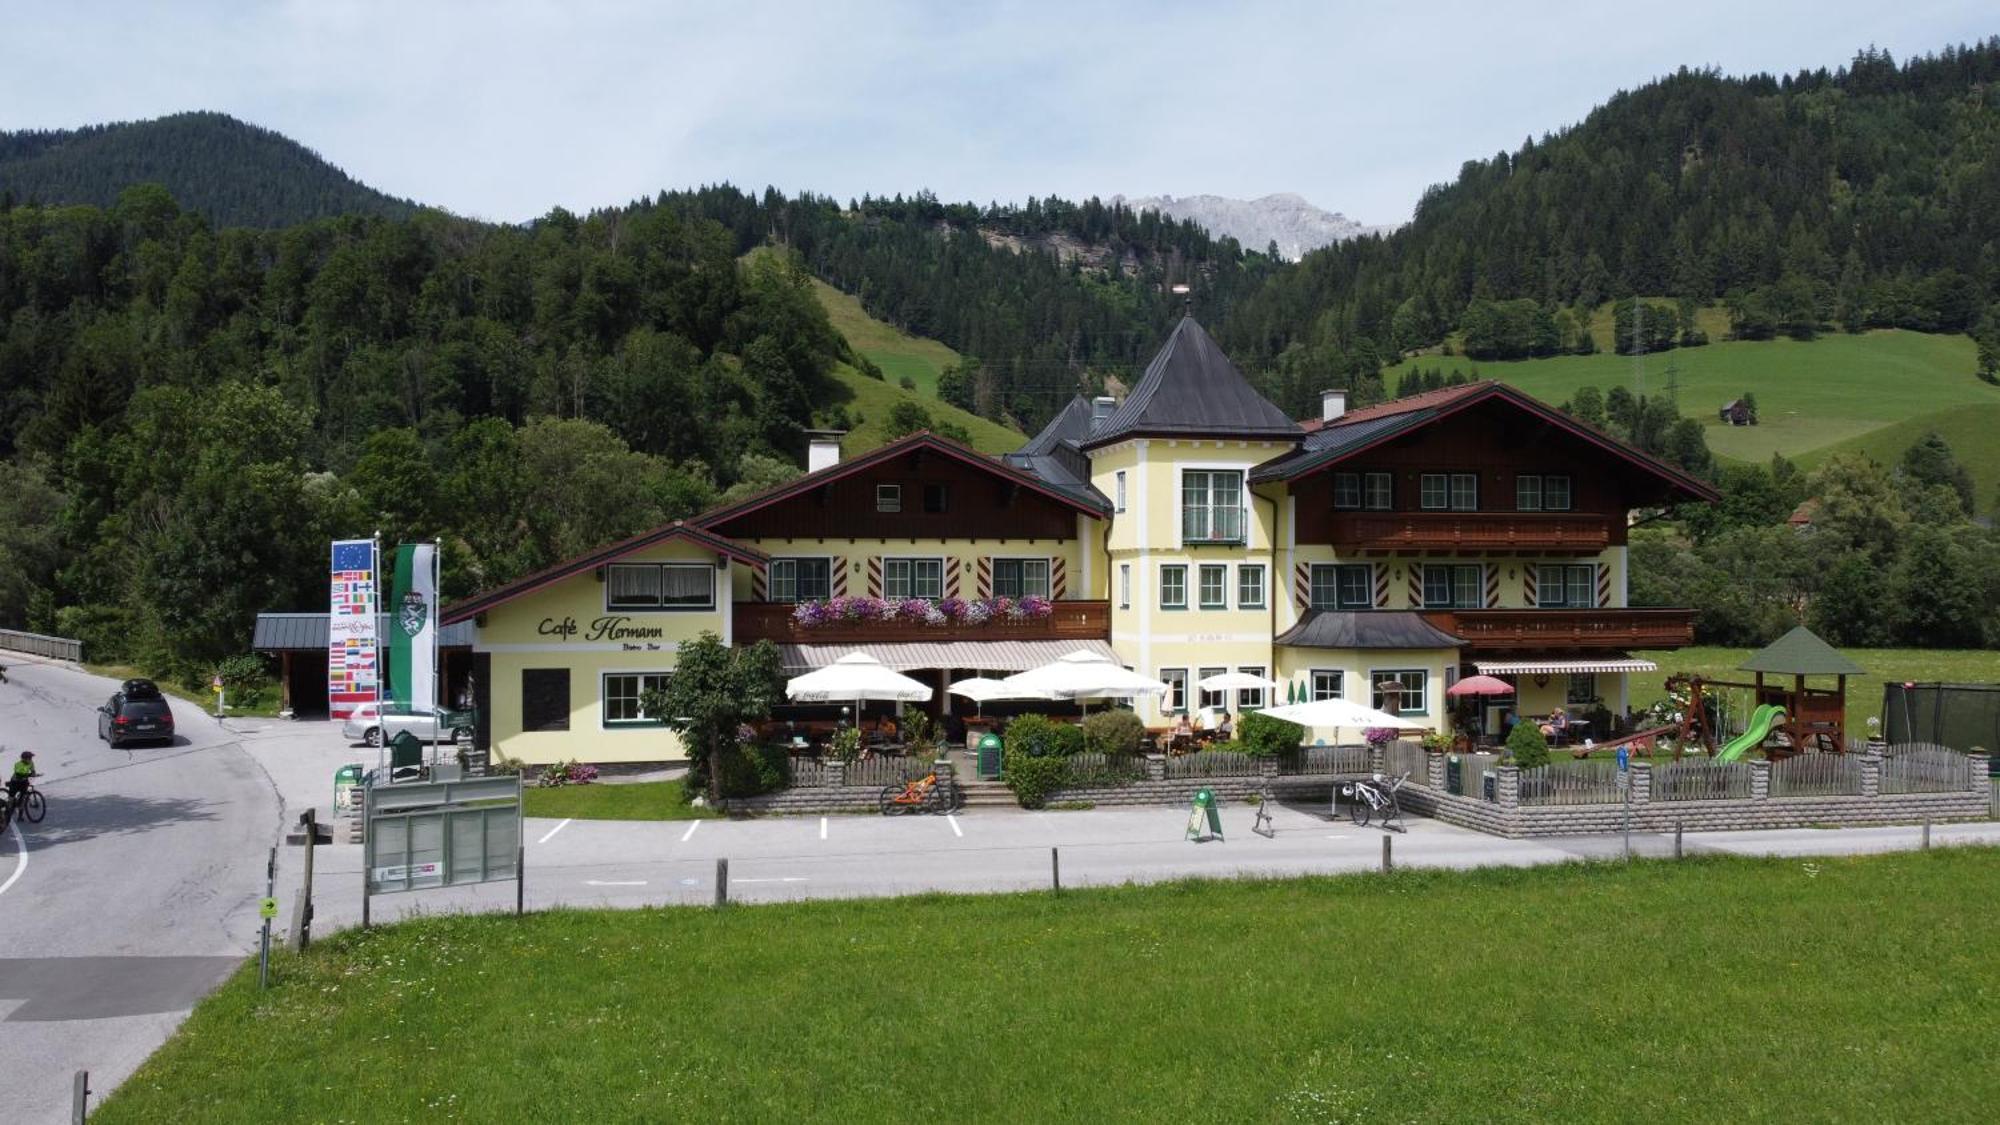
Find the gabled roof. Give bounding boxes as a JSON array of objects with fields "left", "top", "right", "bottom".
[
  {"left": 441, "top": 522, "right": 766, "bottom": 625},
  {"left": 1738, "top": 625, "right": 1868, "bottom": 676},
  {"left": 1016, "top": 395, "right": 1097, "bottom": 457},
  {"left": 1004, "top": 396, "right": 1110, "bottom": 511},
  {"left": 1080, "top": 317, "right": 1302, "bottom": 449},
  {"left": 1252, "top": 380, "right": 1721, "bottom": 503},
  {"left": 698, "top": 430, "right": 1109, "bottom": 527},
  {"left": 1275, "top": 610, "right": 1464, "bottom": 650}
]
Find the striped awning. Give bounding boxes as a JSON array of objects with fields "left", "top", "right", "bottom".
[
  {"left": 1476, "top": 657, "right": 1658, "bottom": 676},
  {"left": 776, "top": 639, "right": 1119, "bottom": 675}
]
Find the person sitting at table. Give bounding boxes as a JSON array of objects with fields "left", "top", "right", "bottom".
[
  {"left": 1215, "top": 711, "right": 1235, "bottom": 740},
  {"left": 1539, "top": 706, "right": 1569, "bottom": 742},
  {"left": 1171, "top": 712, "right": 1193, "bottom": 739}
]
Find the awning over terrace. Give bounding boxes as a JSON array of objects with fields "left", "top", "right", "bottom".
[
  {"left": 1474, "top": 656, "right": 1658, "bottom": 676},
  {"left": 775, "top": 639, "right": 1119, "bottom": 676}
]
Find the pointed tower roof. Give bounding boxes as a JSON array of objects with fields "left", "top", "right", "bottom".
[
  {"left": 1080, "top": 317, "right": 1301, "bottom": 450},
  {"left": 1738, "top": 625, "right": 1868, "bottom": 676}
]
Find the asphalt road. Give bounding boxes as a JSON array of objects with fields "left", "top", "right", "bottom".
[{"left": 0, "top": 657, "right": 278, "bottom": 1125}]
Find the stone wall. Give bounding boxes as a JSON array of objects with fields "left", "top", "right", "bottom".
[{"left": 1402, "top": 753, "right": 1992, "bottom": 838}]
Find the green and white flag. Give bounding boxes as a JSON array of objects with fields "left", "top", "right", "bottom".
[{"left": 389, "top": 543, "right": 438, "bottom": 713}]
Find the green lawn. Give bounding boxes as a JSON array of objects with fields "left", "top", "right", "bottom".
[
  {"left": 1386, "top": 326, "right": 1996, "bottom": 477},
  {"left": 1632, "top": 647, "right": 2000, "bottom": 739},
  {"left": 809, "top": 276, "right": 962, "bottom": 397},
  {"left": 832, "top": 361, "right": 1023, "bottom": 456},
  {"left": 520, "top": 778, "right": 717, "bottom": 821},
  {"left": 99, "top": 850, "right": 2000, "bottom": 1122},
  {"left": 1795, "top": 402, "right": 2000, "bottom": 513}
]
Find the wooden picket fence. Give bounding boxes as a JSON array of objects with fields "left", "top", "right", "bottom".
[
  {"left": 1768, "top": 753, "right": 1863, "bottom": 797},
  {"left": 1165, "top": 750, "right": 1261, "bottom": 779},
  {"left": 1880, "top": 745, "right": 1970, "bottom": 794},
  {"left": 1517, "top": 761, "right": 1623, "bottom": 806}
]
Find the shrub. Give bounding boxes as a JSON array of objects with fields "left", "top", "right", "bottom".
[
  {"left": 1081, "top": 710, "right": 1146, "bottom": 756},
  {"left": 1002, "top": 713, "right": 1084, "bottom": 758},
  {"left": 1003, "top": 752, "right": 1069, "bottom": 809},
  {"left": 714, "top": 742, "right": 789, "bottom": 798},
  {"left": 1237, "top": 711, "right": 1304, "bottom": 757},
  {"left": 538, "top": 760, "right": 599, "bottom": 787},
  {"left": 1506, "top": 721, "right": 1551, "bottom": 769},
  {"left": 830, "top": 726, "right": 862, "bottom": 762},
  {"left": 214, "top": 653, "right": 272, "bottom": 710}
]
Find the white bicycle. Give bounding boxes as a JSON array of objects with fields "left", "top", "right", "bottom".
[{"left": 1339, "top": 771, "right": 1408, "bottom": 831}]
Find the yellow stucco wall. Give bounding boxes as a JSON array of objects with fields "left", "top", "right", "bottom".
[
  {"left": 1272, "top": 646, "right": 1457, "bottom": 734},
  {"left": 475, "top": 539, "right": 728, "bottom": 765}
]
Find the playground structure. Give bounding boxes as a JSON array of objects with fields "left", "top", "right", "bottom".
[{"left": 1584, "top": 626, "right": 1864, "bottom": 760}]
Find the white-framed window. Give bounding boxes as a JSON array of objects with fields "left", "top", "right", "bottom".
[
  {"left": 1160, "top": 564, "right": 1187, "bottom": 610},
  {"left": 1197, "top": 666, "right": 1227, "bottom": 712},
  {"left": 1422, "top": 564, "right": 1483, "bottom": 609},
  {"left": 883, "top": 557, "right": 944, "bottom": 599},
  {"left": 1160, "top": 667, "right": 1188, "bottom": 714},
  {"left": 1197, "top": 564, "right": 1228, "bottom": 609},
  {"left": 1119, "top": 564, "right": 1132, "bottom": 609},
  {"left": 1537, "top": 563, "right": 1597, "bottom": 608},
  {"left": 1420, "top": 473, "right": 1478, "bottom": 511},
  {"left": 606, "top": 563, "right": 713, "bottom": 611},
  {"left": 768, "top": 557, "right": 832, "bottom": 603},
  {"left": 1309, "top": 563, "right": 1373, "bottom": 610},
  {"left": 1114, "top": 471, "right": 1127, "bottom": 513},
  {"left": 1334, "top": 471, "right": 1393, "bottom": 510},
  {"left": 1517, "top": 474, "right": 1573, "bottom": 511},
  {"left": 1310, "top": 669, "right": 1345, "bottom": 702},
  {"left": 602, "top": 671, "right": 671, "bottom": 727},
  {"left": 1238, "top": 564, "right": 1266, "bottom": 609},
  {"left": 1371, "top": 669, "right": 1428, "bottom": 718},
  {"left": 1181, "top": 470, "right": 1245, "bottom": 543},
  {"left": 1237, "top": 665, "right": 1267, "bottom": 711},
  {"left": 1567, "top": 672, "right": 1598, "bottom": 706},
  {"left": 875, "top": 484, "right": 901, "bottom": 513},
  {"left": 992, "top": 558, "right": 1051, "bottom": 599}
]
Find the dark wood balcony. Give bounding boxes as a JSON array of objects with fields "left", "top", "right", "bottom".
[
  {"left": 1421, "top": 608, "right": 1696, "bottom": 651},
  {"left": 1328, "top": 511, "right": 1622, "bottom": 553},
  {"left": 734, "top": 600, "right": 1112, "bottom": 645}
]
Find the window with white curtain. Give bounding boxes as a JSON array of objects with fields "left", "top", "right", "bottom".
[
  {"left": 1181, "top": 470, "right": 1245, "bottom": 543},
  {"left": 607, "top": 563, "right": 713, "bottom": 611}
]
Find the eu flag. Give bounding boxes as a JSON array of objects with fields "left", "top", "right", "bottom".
[{"left": 330, "top": 541, "right": 373, "bottom": 572}]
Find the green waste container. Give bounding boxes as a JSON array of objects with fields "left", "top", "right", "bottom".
[
  {"left": 388, "top": 730, "right": 425, "bottom": 782},
  {"left": 1445, "top": 753, "right": 1463, "bottom": 794},
  {"left": 334, "top": 763, "right": 364, "bottom": 812},
  {"left": 977, "top": 733, "right": 1003, "bottom": 779}
]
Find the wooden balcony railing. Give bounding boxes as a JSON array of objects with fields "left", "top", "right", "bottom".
[
  {"left": 734, "top": 600, "right": 1112, "bottom": 645},
  {"left": 1328, "top": 512, "right": 1622, "bottom": 552},
  {"left": 1421, "top": 608, "right": 1696, "bottom": 651}
]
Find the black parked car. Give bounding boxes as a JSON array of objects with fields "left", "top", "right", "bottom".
[{"left": 99, "top": 679, "right": 175, "bottom": 747}]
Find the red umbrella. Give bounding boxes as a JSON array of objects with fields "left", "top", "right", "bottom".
[{"left": 1447, "top": 675, "right": 1514, "bottom": 697}]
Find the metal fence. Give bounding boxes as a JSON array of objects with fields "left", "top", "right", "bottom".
[
  {"left": 0, "top": 628, "right": 82, "bottom": 662},
  {"left": 788, "top": 754, "right": 827, "bottom": 787},
  {"left": 1881, "top": 745, "right": 1971, "bottom": 794},
  {"left": 1517, "top": 761, "right": 1623, "bottom": 806},
  {"left": 1768, "top": 753, "right": 1864, "bottom": 798},
  {"left": 1278, "top": 744, "right": 1370, "bottom": 776},
  {"left": 1653, "top": 760, "right": 1754, "bottom": 802},
  {"left": 1064, "top": 752, "right": 1147, "bottom": 786},
  {"left": 845, "top": 754, "right": 927, "bottom": 788},
  {"left": 1165, "top": 750, "right": 1262, "bottom": 779},
  {"left": 1385, "top": 740, "right": 1429, "bottom": 786}
]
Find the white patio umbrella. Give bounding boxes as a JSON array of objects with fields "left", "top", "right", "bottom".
[
  {"left": 948, "top": 676, "right": 1054, "bottom": 718},
  {"left": 1196, "top": 671, "right": 1282, "bottom": 693},
  {"left": 1258, "top": 697, "right": 1425, "bottom": 736},
  {"left": 1002, "top": 650, "right": 1169, "bottom": 710},
  {"left": 785, "top": 652, "right": 934, "bottom": 710}
]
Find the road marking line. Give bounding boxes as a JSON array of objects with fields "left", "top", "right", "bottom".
[
  {"left": 680, "top": 820, "right": 702, "bottom": 842},
  {"left": 819, "top": 816, "right": 829, "bottom": 840},
  {"left": 734, "top": 877, "right": 808, "bottom": 884},
  {"left": 0, "top": 821, "right": 25, "bottom": 899},
  {"left": 585, "top": 879, "right": 647, "bottom": 886},
  {"left": 536, "top": 818, "right": 573, "bottom": 845},
  {"left": 1325, "top": 834, "right": 1350, "bottom": 840},
  {"left": 947, "top": 814, "right": 963, "bottom": 837}
]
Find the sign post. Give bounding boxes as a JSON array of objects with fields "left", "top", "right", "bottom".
[
  {"left": 258, "top": 847, "right": 276, "bottom": 989},
  {"left": 1617, "top": 746, "right": 1631, "bottom": 860},
  {"left": 1186, "top": 788, "right": 1223, "bottom": 842}
]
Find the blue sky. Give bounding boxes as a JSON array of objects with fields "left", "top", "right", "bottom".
[{"left": 3, "top": 1, "right": 1993, "bottom": 223}]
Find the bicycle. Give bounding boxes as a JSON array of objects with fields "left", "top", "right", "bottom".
[
  {"left": 1339, "top": 771, "right": 1408, "bottom": 832},
  {"left": 880, "top": 771, "right": 956, "bottom": 815},
  {"left": 0, "top": 781, "right": 45, "bottom": 831}
]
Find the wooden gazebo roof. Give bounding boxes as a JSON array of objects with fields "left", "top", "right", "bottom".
[{"left": 1738, "top": 626, "right": 1867, "bottom": 677}]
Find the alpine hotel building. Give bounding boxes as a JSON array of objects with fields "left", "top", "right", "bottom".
[{"left": 441, "top": 318, "right": 1718, "bottom": 764}]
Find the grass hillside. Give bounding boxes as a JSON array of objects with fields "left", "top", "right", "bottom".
[
  {"left": 831, "top": 363, "right": 1022, "bottom": 456},
  {"left": 1795, "top": 403, "right": 2000, "bottom": 513},
  {"left": 1386, "top": 325, "right": 1997, "bottom": 491},
  {"left": 808, "top": 277, "right": 962, "bottom": 396}
]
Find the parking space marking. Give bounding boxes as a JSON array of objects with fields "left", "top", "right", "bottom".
[
  {"left": 947, "top": 814, "right": 963, "bottom": 838},
  {"left": 584, "top": 879, "right": 646, "bottom": 887},
  {"left": 536, "top": 818, "right": 573, "bottom": 845},
  {"left": 735, "top": 877, "right": 808, "bottom": 884},
  {"left": 680, "top": 821, "right": 702, "bottom": 843},
  {"left": 820, "top": 817, "right": 828, "bottom": 840},
  {"left": 0, "top": 821, "right": 27, "bottom": 899}
]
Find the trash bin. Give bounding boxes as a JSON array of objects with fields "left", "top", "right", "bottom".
[
  {"left": 388, "top": 730, "right": 425, "bottom": 782},
  {"left": 977, "top": 732, "right": 1003, "bottom": 779},
  {"left": 1445, "top": 753, "right": 1463, "bottom": 794},
  {"left": 334, "top": 763, "right": 364, "bottom": 813},
  {"left": 1482, "top": 770, "right": 1497, "bottom": 802}
]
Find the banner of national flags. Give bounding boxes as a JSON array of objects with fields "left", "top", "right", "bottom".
[{"left": 328, "top": 539, "right": 379, "bottom": 720}]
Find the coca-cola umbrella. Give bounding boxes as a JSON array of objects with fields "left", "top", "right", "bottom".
[{"left": 1446, "top": 675, "right": 1514, "bottom": 698}]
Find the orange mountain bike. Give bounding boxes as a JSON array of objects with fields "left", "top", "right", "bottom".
[{"left": 880, "top": 771, "right": 957, "bottom": 815}]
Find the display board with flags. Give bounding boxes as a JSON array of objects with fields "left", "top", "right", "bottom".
[
  {"left": 389, "top": 543, "right": 440, "bottom": 713},
  {"left": 327, "top": 539, "right": 379, "bottom": 719}
]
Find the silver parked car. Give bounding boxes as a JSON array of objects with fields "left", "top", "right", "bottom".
[{"left": 341, "top": 701, "right": 475, "bottom": 748}]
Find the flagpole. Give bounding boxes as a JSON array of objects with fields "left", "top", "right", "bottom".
[
  {"left": 433, "top": 537, "right": 443, "bottom": 766},
  {"left": 372, "top": 532, "right": 384, "bottom": 772}
]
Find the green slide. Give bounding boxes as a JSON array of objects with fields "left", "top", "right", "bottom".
[{"left": 1716, "top": 705, "right": 1785, "bottom": 762}]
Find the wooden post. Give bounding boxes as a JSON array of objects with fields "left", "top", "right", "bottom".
[
  {"left": 714, "top": 857, "right": 729, "bottom": 907},
  {"left": 72, "top": 1070, "right": 89, "bottom": 1124},
  {"left": 516, "top": 844, "right": 525, "bottom": 915},
  {"left": 1381, "top": 835, "right": 1392, "bottom": 873},
  {"left": 1051, "top": 846, "right": 1061, "bottom": 893},
  {"left": 279, "top": 650, "right": 292, "bottom": 714},
  {"left": 1674, "top": 820, "right": 1683, "bottom": 860},
  {"left": 1922, "top": 818, "right": 1931, "bottom": 850}
]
